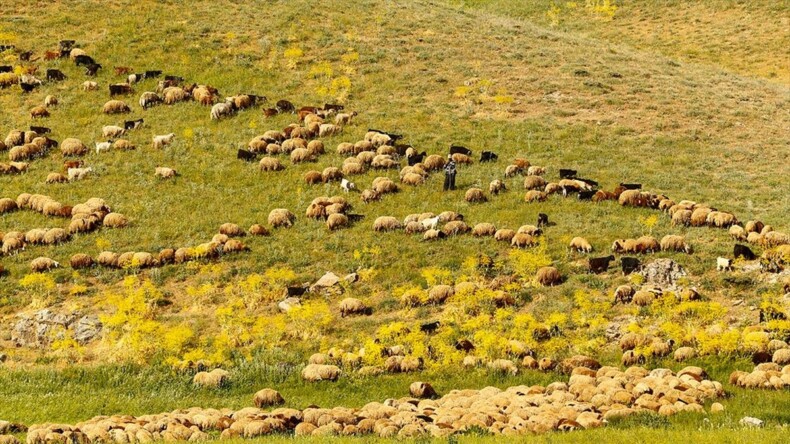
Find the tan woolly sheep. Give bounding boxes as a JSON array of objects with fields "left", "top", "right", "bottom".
[
  {"left": 511, "top": 233, "right": 536, "bottom": 248},
  {"left": 423, "top": 154, "right": 445, "bottom": 171},
  {"left": 569, "top": 237, "right": 592, "bottom": 253},
  {"left": 339, "top": 298, "right": 368, "bottom": 317},
  {"left": 327, "top": 213, "right": 349, "bottom": 230},
  {"left": 690, "top": 207, "right": 712, "bottom": 227},
  {"left": 442, "top": 220, "right": 469, "bottom": 236},
  {"left": 60, "top": 138, "right": 87, "bottom": 156},
  {"left": 373, "top": 216, "right": 401, "bottom": 232},
  {"left": 494, "top": 229, "right": 516, "bottom": 242},
  {"left": 302, "top": 364, "right": 340, "bottom": 382},
  {"left": 465, "top": 188, "right": 486, "bottom": 203},
  {"left": 253, "top": 388, "right": 285, "bottom": 408},
  {"left": 268, "top": 209, "right": 295, "bottom": 228},
  {"left": 673, "top": 346, "right": 696, "bottom": 362},
  {"left": 102, "top": 100, "right": 131, "bottom": 114},
  {"left": 423, "top": 229, "right": 443, "bottom": 241},
  {"left": 524, "top": 190, "right": 547, "bottom": 203},
  {"left": 96, "top": 251, "right": 119, "bottom": 268},
  {"left": 103, "top": 212, "right": 128, "bottom": 228},
  {"left": 729, "top": 225, "right": 746, "bottom": 241},
  {"left": 672, "top": 209, "right": 692, "bottom": 226},
  {"left": 0, "top": 198, "right": 18, "bottom": 213},
  {"left": 372, "top": 177, "right": 398, "bottom": 194},
  {"left": 524, "top": 176, "right": 546, "bottom": 190},
  {"left": 248, "top": 224, "right": 269, "bottom": 236},
  {"left": 409, "top": 381, "right": 437, "bottom": 398},
  {"left": 472, "top": 223, "right": 496, "bottom": 237},
  {"left": 31, "top": 256, "right": 60, "bottom": 272},
  {"left": 535, "top": 266, "right": 561, "bottom": 286},
  {"left": 487, "top": 359, "right": 518, "bottom": 375},
  {"left": 43, "top": 228, "right": 69, "bottom": 245},
  {"left": 613, "top": 285, "right": 634, "bottom": 304},
  {"left": 259, "top": 157, "right": 284, "bottom": 172},
  {"left": 113, "top": 139, "right": 135, "bottom": 150},
  {"left": 223, "top": 239, "right": 247, "bottom": 254},
  {"left": 745, "top": 220, "right": 765, "bottom": 234},
  {"left": 660, "top": 235, "right": 692, "bottom": 253},
  {"left": 636, "top": 236, "right": 660, "bottom": 253},
  {"left": 632, "top": 291, "right": 655, "bottom": 306},
  {"left": 219, "top": 223, "right": 245, "bottom": 237},
  {"left": 30, "top": 105, "right": 50, "bottom": 119},
  {"left": 154, "top": 166, "right": 177, "bottom": 179},
  {"left": 193, "top": 368, "right": 230, "bottom": 388},
  {"left": 489, "top": 179, "right": 506, "bottom": 195},
  {"left": 322, "top": 166, "right": 343, "bottom": 183}
]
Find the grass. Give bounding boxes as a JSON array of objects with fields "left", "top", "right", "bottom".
[{"left": 0, "top": 0, "right": 788, "bottom": 440}]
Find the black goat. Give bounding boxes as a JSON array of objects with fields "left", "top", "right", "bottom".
[
  {"left": 46, "top": 69, "right": 67, "bottom": 81},
  {"left": 588, "top": 255, "right": 615, "bottom": 273},
  {"left": 276, "top": 100, "right": 295, "bottom": 113},
  {"left": 85, "top": 63, "right": 102, "bottom": 76},
  {"left": 621, "top": 257, "right": 641, "bottom": 275},
  {"left": 420, "top": 321, "right": 440, "bottom": 334},
  {"left": 619, "top": 183, "right": 642, "bottom": 190},
  {"left": 30, "top": 126, "right": 51, "bottom": 134},
  {"left": 480, "top": 151, "right": 498, "bottom": 162},
  {"left": 734, "top": 244, "right": 756, "bottom": 261},
  {"left": 124, "top": 119, "right": 144, "bottom": 130},
  {"left": 449, "top": 145, "right": 472, "bottom": 156},
  {"left": 407, "top": 151, "right": 426, "bottom": 166},
  {"left": 144, "top": 70, "right": 162, "bottom": 79},
  {"left": 559, "top": 168, "right": 577, "bottom": 179},
  {"left": 237, "top": 149, "right": 257, "bottom": 162},
  {"left": 74, "top": 54, "right": 95, "bottom": 66},
  {"left": 537, "top": 213, "right": 549, "bottom": 228}
]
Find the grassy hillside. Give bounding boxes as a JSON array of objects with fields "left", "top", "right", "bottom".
[{"left": 0, "top": 0, "right": 788, "bottom": 440}]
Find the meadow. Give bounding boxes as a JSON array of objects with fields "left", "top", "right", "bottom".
[{"left": 0, "top": 0, "right": 788, "bottom": 441}]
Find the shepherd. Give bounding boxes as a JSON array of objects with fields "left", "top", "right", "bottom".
[{"left": 443, "top": 154, "right": 457, "bottom": 191}]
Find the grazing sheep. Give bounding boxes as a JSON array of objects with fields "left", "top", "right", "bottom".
[
  {"left": 253, "top": 389, "right": 285, "bottom": 408},
  {"left": 0, "top": 198, "right": 18, "bottom": 213},
  {"left": 706, "top": 211, "right": 737, "bottom": 228},
  {"left": 613, "top": 285, "right": 635, "bottom": 304},
  {"left": 523, "top": 176, "right": 547, "bottom": 190},
  {"left": 70, "top": 253, "right": 93, "bottom": 269},
  {"left": 139, "top": 91, "right": 162, "bottom": 109},
  {"left": 517, "top": 225, "right": 542, "bottom": 236},
  {"left": 504, "top": 164, "right": 522, "bottom": 177},
  {"left": 535, "top": 266, "right": 561, "bottom": 286},
  {"left": 219, "top": 223, "right": 244, "bottom": 237},
  {"left": 82, "top": 80, "right": 98, "bottom": 91},
  {"left": 318, "top": 124, "right": 342, "bottom": 138},
  {"left": 102, "top": 125, "right": 125, "bottom": 138},
  {"left": 327, "top": 213, "right": 349, "bottom": 230},
  {"left": 729, "top": 225, "right": 747, "bottom": 241},
  {"left": 152, "top": 133, "right": 175, "bottom": 149},
  {"left": 494, "top": 228, "right": 515, "bottom": 242},
  {"left": 527, "top": 166, "right": 545, "bottom": 176},
  {"left": 30, "top": 105, "right": 50, "bottom": 118},
  {"left": 96, "top": 251, "right": 119, "bottom": 268},
  {"left": 259, "top": 157, "right": 284, "bottom": 171},
  {"left": 489, "top": 179, "right": 506, "bottom": 195},
  {"left": 112, "top": 139, "right": 135, "bottom": 151},
  {"left": 622, "top": 350, "right": 646, "bottom": 366},
  {"left": 372, "top": 177, "right": 398, "bottom": 194},
  {"left": 443, "top": 220, "right": 469, "bottom": 236},
  {"left": 465, "top": 188, "right": 486, "bottom": 203},
  {"left": 154, "top": 167, "right": 177, "bottom": 179},
  {"left": 690, "top": 207, "right": 712, "bottom": 227},
  {"left": 569, "top": 237, "right": 593, "bottom": 253},
  {"left": 302, "top": 364, "right": 341, "bottom": 382},
  {"left": 423, "top": 154, "right": 445, "bottom": 171},
  {"left": 322, "top": 167, "right": 343, "bottom": 183},
  {"left": 193, "top": 368, "right": 230, "bottom": 388},
  {"left": 472, "top": 223, "right": 496, "bottom": 237},
  {"left": 361, "top": 189, "right": 381, "bottom": 203},
  {"left": 745, "top": 220, "right": 765, "bottom": 234},
  {"left": 423, "top": 229, "right": 444, "bottom": 241},
  {"left": 487, "top": 359, "right": 518, "bottom": 375},
  {"left": 31, "top": 257, "right": 59, "bottom": 272},
  {"left": 335, "top": 112, "right": 357, "bottom": 126},
  {"left": 764, "top": 231, "right": 790, "bottom": 247},
  {"left": 339, "top": 298, "right": 368, "bottom": 317},
  {"left": 46, "top": 172, "right": 67, "bottom": 184},
  {"left": 268, "top": 209, "right": 295, "bottom": 228},
  {"left": 43, "top": 228, "right": 69, "bottom": 245},
  {"left": 248, "top": 224, "right": 269, "bottom": 236},
  {"left": 635, "top": 236, "right": 660, "bottom": 253},
  {"left": 511, "top": 233, "right": 536, "bottom": 248},
  {"left": 660, "top": 235, "right": 692, "bottom": 253},
  {"left": 103, "top": 212, "right": 128, "bottom": 228},
  {"left": 223, "top": 239, "right": 247, "bottom": 254},
  {"left": 102, "top": 100, "right": 131, "bottom": 114},
  {"left": 674, "top": 347, "right": 696, "bottom": 362},
  {"left": 672, "top": 209, "right": 692, "bottom": 226},
  {"left": 61, "top": 138, "right": 88, "bottom": 156},
  {"left": 373, "top": 216, "right": 401, "bottom": 232},
  {"left": 67, "top": 167, "right": 93, "bottom": 181},
  {"left": 409, "top": 381, "right": 437, "bottom": 398},
  {"left": 211, "top": 101, "right": 236, "bottom": 120},
  {"left": 304, "top": 170, "right": 322, "bottom": 184}
]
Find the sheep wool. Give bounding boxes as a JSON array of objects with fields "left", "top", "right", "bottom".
[
  {"left": 373, "top": 216, "right": 401, "bottom": 232},
  {"left": 339, "top": 298, "right": 367, "bottom": 317},
  {"left": 464, "top": 188, "right": 486, "bottom": 203},
  {"left": 60, "top": 138, "right": 87, "bottom": 156},
  {"left": 31, "top": 257, "right": 59, "bottom": 272},
  {"left": 535, "top": 266, "right": 561, "bottom": 286},
  {"left": 253, "top": 389, "right": 285, "bottom": 408},
  {"left": 301, "top": 364, "right": 340, "bottom": 382},
  {"left": 326, "top": 213, "right": 348, "bottom": 231},
  {"left": 103, "top": 213, "right": 129, "bottom": 228},
  {"left": 472, "top": 223, "right": 496, "bottom": 237},
  {"left": 193, "top": 369, "right": 230, "bottom": 388},
  {"left": 219, "top": 223, "right": 244, "bottom": 237},
  {"left": 102, "top": 100, "right": 131, "bottom": 114},
  {"left": 494, "top": 229, "right": 516, "bottom": 243},
  {"left": 268, "top": 209, "right": 295, "bottom": 228}
]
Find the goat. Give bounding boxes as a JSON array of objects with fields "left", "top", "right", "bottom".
[
  {"left": 588, "top": 255, "right": 615, "bottom": 274},
  {"left": 480, "top": 151, "right": 498, "bottom": 162}
]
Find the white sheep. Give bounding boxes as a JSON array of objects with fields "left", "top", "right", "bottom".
[
  {"left": 210, "top": 101, "right": 235, "bottom": 120},
  {"left": 102, "top": 125, "right": 125, "bottom": 138},
  {"left": 152, "top": 133, "right": 175, "bottom": 149},
  {"left": 67, "top": 167, "right": 93, "bottom": 181},
  {"left": 421, "top": 216, "right": 439, "bottom": 230},
  {"left": 95, "top": 141, "right": 112, "bottom": 154},
  {"left": 717, "top": 257, "right": 732, "bottom": 272}
]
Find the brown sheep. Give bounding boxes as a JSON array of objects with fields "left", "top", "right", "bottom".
[
  {"left": 304, "top": 170, "right": 323, "bottom": 184},
  {"left": 494, "top": 228, "right": 516, "bottom": 242},
  {"left": 464, "top": 188, "right": 486, "bottom": 203},
  {"left": 30, "top": 106, "right": 50, "bottom": 118},
  {"left": 327, "top": 213, "right": 349, "bottom": 230},
  {"left": 635, "top": 236, "right": 660, "bottom": 253},
  {"left": 472, "top": 223, "right": 496, "bottom": 237},
  {"left": 660, "top": 235, "right": 692, "bottom": 253},
  {"left": 102, "top": 100, "right": 131, "bottom": 114},
  {"left": 113, "top": 139, "right": 135, "bottom": 151},
  {"left": 409, "top": 381, "right": 437, "bottom": 398},
  {"left": 511, "top": 233, "right": 536, "bottom": 248},
  {"left": 373, "top": 216, "right": 401, "bottom": 232},
  {"left": 60, "top": 138, "right": 88, "bottom": 156},
  {"left": 339, "top": 298, "right": 368, "bottom": 317},
  {"left": 70, "top": 253, "right": 93, "bottom": 269},
  {"left": 535, "top": 266, "right": 561, "bottom": 286},
  {"left": 524, "top": 176, "right": 547, "bottom": 190},
  {"left": 745, "top": 220, "right": 765, "bottom": 234},
  {"left": 361, "top": 189, "right": 381, "bottom": 203},
  {"left": 259, "top": 157, "right": 285, "bottom": 171},
  {"left": 219, "top": 223, "right": 245, "bottom": 237},
  {"left": 249, "top": 224, "right": 269, "bottom": 236},
  {"left": 268, "top": 209, "right": 295, "bottom": 228},
  {"left": 322, "top": 167, "right": 343, "bottom": 183},
  {"left": 442, "top": 220, "right": 469, "bottom": 236},
  {"left": 253, "top": 388, "right": 285, "bottom": 408},
  {"left": 451, "top": 153, "right": 472, "bottom": 164},
  {"left": 489, "top": 179, "right": 506, "bottom": 195},
  {"left": 613, "top": 285, "right": 634, "bottom": 304},
  {"left": 524, "top": 190, "right": 548, "bottom": 202}
]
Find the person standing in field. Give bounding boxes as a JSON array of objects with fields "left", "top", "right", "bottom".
[{"left": 444, "top": 154, "right": 457, "bottom": 191}]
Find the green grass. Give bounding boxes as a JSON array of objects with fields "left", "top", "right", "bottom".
[{"left": 0, "top": 0, "right": 788, "bottom": 439}]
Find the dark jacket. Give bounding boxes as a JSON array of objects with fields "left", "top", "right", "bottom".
[{"left": 444, "top": 160, "right": 457, "bottom": 175}]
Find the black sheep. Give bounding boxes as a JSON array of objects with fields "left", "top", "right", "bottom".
[
  {"left": 621, "top": 257, "right": 641, "bottom": 275},
  {"left": 420, "top": 321, "right": 440, "bottom": 334},
  {"left": 480, "top": 151, "right": 498, "bottom": 162},
  {"left": 537, "top": 213, "right": 549, "bottom": 227},
  {"left": 588, "top": 255, "right": 615, "bottom": 273},
  {"left": 46, "top": 69, "right": 67, "bottom": 81},
  {"left": 559, "top": 168, "right": 577, "bottom": 179},
  {"left": 449, "top": 144, "right": 472, "bottom": 156},
  {"left": 237, "top": 149, "right": 257, "bottom": 162},
  {"left": 74, "top": 54, "right": 95, "bottom": 66},
  {"left": 734, "top": 244, "right": 756, "bottom": 261}
]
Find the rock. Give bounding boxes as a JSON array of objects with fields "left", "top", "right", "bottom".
[
  {"left": 73, "top": 315, "right": 103, "bottom": 344},
  {"left": 639, "top": 259, "right": 686, "bottom": 287},
  {"left": 739, "top": 416, "right": 764, "bottom": 427},
  {"left": 278, "top": 297, "right": 301, "bottom": 313},
  {"left": 309, "top": 272, "right": 343, "bottom": 295}
]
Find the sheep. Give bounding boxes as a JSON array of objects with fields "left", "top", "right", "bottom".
[
  {"left": 729, "top": 225, "right": 747, "bottom": 241},
  {"left": 31, "top": 257, "right": 60, "bottom": 272},
  {"left": 613, "top": 285, "right": 635, "bottom": 304},
  {"left": 163, "top": 86, "right": 190, "bottom": 104},
  {"left": 46, "top": 172, "right": 68, "bottom": 184},
  {"left": 745, "top": 220, "right": 765, "bottom": 234},
  {"left": 152, "top": 133, "right": 175, "bottom": 149},
  {"left": 154, "top": 166, "right": 177, "bottom": 179},
  {"left": 536, "top": 266, "right": 562, "bottom": 286},
  {"left": 327, "top": 213, "right": 349, "bottom": 231},
  {"left": 102, "top": 100, "right": 131, "bottom": 114},
  {"left": 690, "top": 207, "right": 712, "bottom": 227},
  {"left": 569, "top": 237, "right": 592, "bottom": 253},
  {"left": 61, "top": 138, "right": 88, "bottom": 156},
  {"left": 94, "top": 141, "right": 112, "bottom": 154},
  {"left": 211, "top": 101, "right": 236, "bottom": 120},
  {"left": 511, "top": 233, "right": 536, "bottom": 248},
  {"left": 69, "top": 254, "right": 93, "bottom": 269},
  {"left": 442, "top": 220, "right": 469, "bottom": 236},
  {"left": 673, "top": 347, "right": 696, "bottom": 362},
  {"left": 635, "top": 236, "right": 660, "bottom": 253},
  {"left": 103, "top": 212, "right": 128, "bottom": 228},
  {"left": 671, "top": 209, "right": 692, "bottom": 226},
  {"left": 267, "top": 209, "right": 294, "bottom": 229},
  {"left": 193, "top": 368, "right": 230, "bottom": 388},
  {"left": 335, "top": 112, "right": 357, "bottom": 126},
  {"left": 259, "top": 157, "right": 284, "bottom": 171},
  {"left": 102, "top": 125, "right": 125, "bottom": 138},
  {"left": 43, "top": 228, "right": 69, "bottom": 245},
  {"left": 302, "top": 364, "right": 341, "bottom": 382},
  {"left": 373, "top": 216, "right": 401, "bottom": 232},
  {"left": 139, "top": 91, "right": 162, "bottom": 109},
  {"left": 472, "top": 223, "right": 496, "bottom": 237},
  {"left": 253, "top": 389, "right": 285, "bottom": 408},
  {"left": 409, "top": 381, "right": 437, "bottom": 399},
  {"left": 706, "top": 211, "right": 737, "bottom": 228},
  {"left": 487, "top": 359, "right": 518, "bottom": 375},
  {"left": 30, "top": 105, "right": 50, "bottom": 119},
  {"left": 218, "top": 223, "right": 244, "bottom": 237},
  {"left": 401, "top": 172, "right": 424, "bottom": 186},
  {"left": 67, "top": 167, "right": 93, "bottom": 181},
  {"left": 361, "top": 189, "right": 381, "bottom": 203},
  {"left": 764, "top": 231, "right": 790, "bottom": 247},
  {"left": 464, "top": 188, "right": 486, "bottom": 203},
  {"left": 660, "top": 235, "right": 692, "bottom": 253},
  {"left": 487, "top": 179, "right": 506, "bottom": 195},
  {"left": 517, "top": 225, "right": 542, "bottom": 236},
  {"left": 622, "top": 350, "right": 646, "bottom": 366},
  {"left": 494, "top": 229, "right": 515, "bottom": 242},
  {"left": 322, "top": 167, "right": 343, "bottom": 183},
  {"left": 319, "top": 124, "right": 342, "bottom": 138},
  {"left": 290, "top": 147, "right": 313, "bottom": 164},
  {"left": 423, "top": 229, "right": 444, "bottom": 241},
  {"left": 223, "top": 239, "right": 247, "bottom": 254},
  {"left": 423, "top": 154, "right": 445, "bottom": 171},
  {"left": 372, "top": 177, "right": 398, "bottom": 194},
  {"left": 523, "top": 176, "right": 547, "bottom": 190},
  {"left": 0, "top": 198, "right": 17, "bottom": 213},
  {"left": 112, "top": 139, "right": 135, "bottom": 151},
  {"left": 504, "top": 164, "right": 522, "bottom": 177},
  {"left": 82, "top": 80, "right": 98, "bottom": 91},
  {"left": 339, "top": 297, "right": 368, "bottom": 317}
]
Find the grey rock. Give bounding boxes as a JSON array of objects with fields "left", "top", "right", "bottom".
[
  {"left": 73, "top": 315, "right": 102, "bottom": 344},
  {"left": 739, "top": 416, "right": 764, "bottom": 427},
  {"left": 640, "top": 259, "right": 686, "bottom": 287},
  {"left": 277, "top": 297, "right": 301, "bottom": 313}
]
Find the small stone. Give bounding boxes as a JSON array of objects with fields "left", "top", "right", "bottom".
[{"left": 278, "top": 297, "right": 301, "bottom": 313}]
